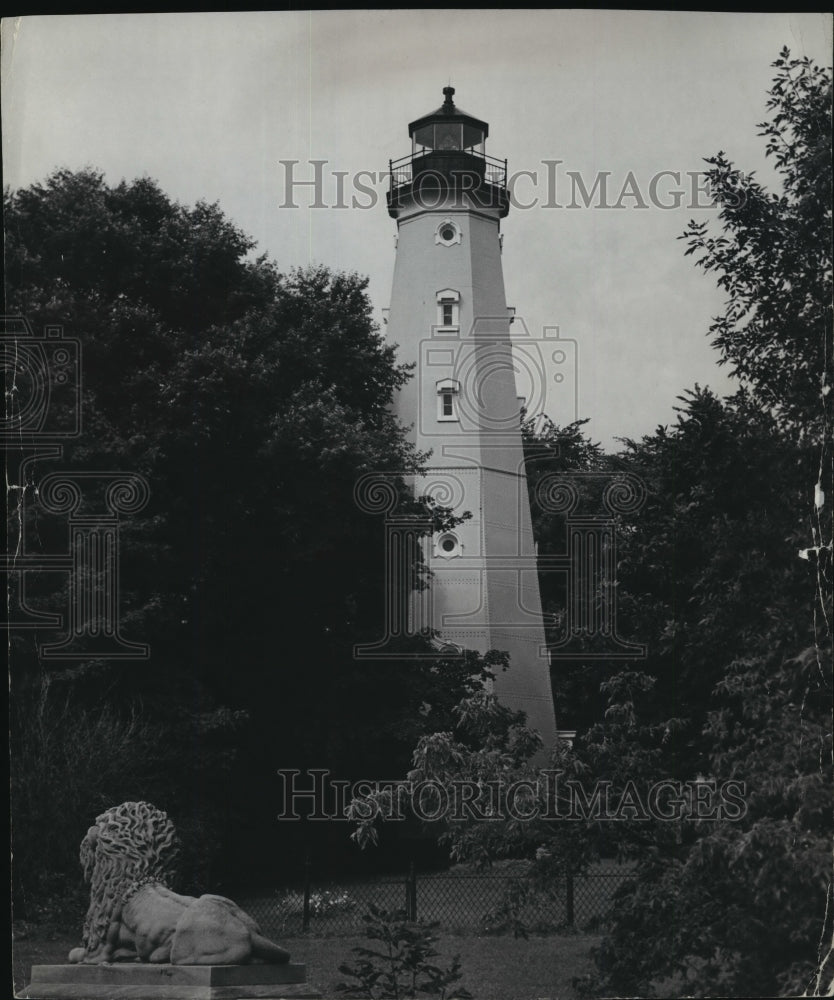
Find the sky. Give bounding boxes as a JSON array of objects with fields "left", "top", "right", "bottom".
[{"left": 2, "top": 10, "right": 832, "bottom": 448}]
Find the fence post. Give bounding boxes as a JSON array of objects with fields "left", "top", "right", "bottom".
[
  {"left": 406, "top": 862, "right": 417, "bottom": 921},
  {"left": 566, "top": 870, "right": 575, "bottom": 927},
  {"left": 302, "top": 852, "right": 312, "bottom": 931}
]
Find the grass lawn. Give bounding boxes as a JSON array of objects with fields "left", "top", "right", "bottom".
[
  {"left": 12, "top": 924, "right": 78, "bottom": 998},
  {"left": 294, "top": 931, "right": 601, "bottom": 999},
  {"left": 12, "top": 924, "right": 600, "bottom": 1000}
]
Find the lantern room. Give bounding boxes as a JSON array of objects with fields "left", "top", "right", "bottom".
[
  {"left": 388, "top": 86, "right": 508, "bottom": 218},
  {"left": 409, "top": 86, "right": 489, "bottom": 156}
]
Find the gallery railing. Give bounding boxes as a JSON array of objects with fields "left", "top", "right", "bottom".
[{"left": 389, "top": 148, "right": 508, "bottom": 193}]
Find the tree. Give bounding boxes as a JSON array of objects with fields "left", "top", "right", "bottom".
[
  {"left": 521, "top": 417, "right": 627, "bottom": 731},
  {"left": 681, "top": 48, "right": 832, "bottom": 652},
  {"left": 5, "top": 169, "right": 479, "bottom": 899},
  {"left": 681, "top": 48, "right": 832, "bottom": 434},
  {"left": 580, "top": 50, "right": 833, "bottom": 996}
]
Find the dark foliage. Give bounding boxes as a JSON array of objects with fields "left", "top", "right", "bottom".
[{"left": 6, "top": 169, "right": 485, "bottom": 901}]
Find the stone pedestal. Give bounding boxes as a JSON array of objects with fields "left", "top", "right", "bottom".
[{"left": 20, "top": 963, "right": 322, "bottom": 999}]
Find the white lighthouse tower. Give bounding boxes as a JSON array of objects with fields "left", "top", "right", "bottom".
[{"left": 385, "top": 87, "right": 557, "bottom": 744}]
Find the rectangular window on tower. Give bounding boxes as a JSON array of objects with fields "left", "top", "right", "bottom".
[
  {"left": 436, "top": 379, "right": 460, "bottom": 422},
  {"left": 436, "top": 289, "right": 460, "bottom": 332}
]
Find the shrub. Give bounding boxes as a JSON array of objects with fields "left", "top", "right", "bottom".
[{"left": 337, "top": 904, "right": 472, "bottom": 999}]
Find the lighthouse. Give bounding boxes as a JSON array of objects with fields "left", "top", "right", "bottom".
[{"left": 384, "top": 87, "right": 557, "bottom": 745}]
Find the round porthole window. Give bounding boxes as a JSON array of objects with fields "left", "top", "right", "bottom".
[
  {"left": 436, "top": 532, "right": 461, "bottom": 559},
  {"left": 435, "top": 220, "right": 462, "bottom": 246}
]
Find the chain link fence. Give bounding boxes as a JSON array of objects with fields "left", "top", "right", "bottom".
[{"left": 240, "top": 862, "right": 631, "bottom": 938}]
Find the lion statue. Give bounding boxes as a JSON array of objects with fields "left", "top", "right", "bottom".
[{"left": 68, "top": 801, "right": 291, "bottom": 966}]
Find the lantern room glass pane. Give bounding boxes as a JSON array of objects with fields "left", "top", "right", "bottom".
[
  {"left": 414, "top": 124, "right": 434, "bottom": 149},
  {"left": 462, "top": 123, "right": 485, "bottom": 150},
  {"left": 435, "top": 122, "right": 462, "bottom": 150}
]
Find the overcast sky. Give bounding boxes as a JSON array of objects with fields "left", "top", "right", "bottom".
[{"left": 3, "top": 11, "right": 832, "bottom": 448}]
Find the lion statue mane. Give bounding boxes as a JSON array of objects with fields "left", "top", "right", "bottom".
[{"left": 68, "top": 801, "right": 290, "bottom": 966}]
